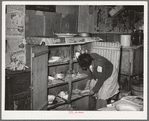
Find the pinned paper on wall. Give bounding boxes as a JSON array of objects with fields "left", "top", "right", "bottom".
[
  {"left": 7, "top": 5, "right": 25, "bottom": 14},
  {"left": 6, "top": 5, "right": 25, "bottom": 36},
  {"left": 6, "top": 37, "right": 26, "bottom": 68}
]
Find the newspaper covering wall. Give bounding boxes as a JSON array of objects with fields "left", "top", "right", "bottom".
[{"left": 6, "top": 5, "right": 26, "bottom": 69}]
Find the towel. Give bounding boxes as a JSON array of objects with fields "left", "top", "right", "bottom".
[{"left": 86, "top": 67, "right": 119, "bottom": 100}]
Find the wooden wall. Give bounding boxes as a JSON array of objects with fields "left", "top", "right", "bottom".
[
  {"left": 78, "top": 6, "right": 94, "bottom": 32},
  {"left": 56, "top": 5, "right": 79, "bottom": 14},
  {"left": 25, "top": 9, "right": 78, "bottom": 37}
]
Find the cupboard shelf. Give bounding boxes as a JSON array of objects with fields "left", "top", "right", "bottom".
[
  {"left": 48, "top": 59, "right": 78, "bottom": 67},
  {"left": 47, "top": 94, "right": 89, "bottom": 110},
  {"left": 47, "top": 96, "right": 68, "bottom": 110},
  {"left": 47, "top": 102, "right": 68, "bottom": 110},
  {"left": 71, "top": 94, "right": 90, "bottom": 102},
  {"left": 48, "top": 81, "right": 68, "bottom": 89},
  {"left": 48, "top": 74, "right": 88, "bottom": 89},
  {"left": 43, "top": 40, "right": 101, "bottom": 46},
  {"left": 26, "top": 37, "right": 96, "bottom": 110},
  {"left": 26, "top": 37, "right": 102, "bottom": 46},
  {"left": 47, "top": 94, "right": 90, "bottom": 110}
]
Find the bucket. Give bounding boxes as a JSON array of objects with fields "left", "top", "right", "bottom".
[
  {"left": 120, "top": 35, "right": 131, "bottom": 46},
  {"left": 131, "top": 83, "right": 143, "bottom": 96}
]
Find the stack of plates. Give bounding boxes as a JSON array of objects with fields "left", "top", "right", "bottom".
[{"left": 55, "top": 33, "right": 78, "bottom": 38}]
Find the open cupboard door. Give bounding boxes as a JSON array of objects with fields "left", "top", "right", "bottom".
[{"left": 30, "top": 45, "right": 49, "bottom": 110}]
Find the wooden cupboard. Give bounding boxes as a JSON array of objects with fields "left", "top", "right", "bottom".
[
  {"left": 25, "top": 38, "right": 99, "bottom": 110},
  {"left": 26, "top": 45, "right": 49, "bottom": 110},
  {"left": 120, "top": 45, "right": 143, "bottom": 90},
  {"left": 120, "top": 45, "right": 143, "bottom": 76}
]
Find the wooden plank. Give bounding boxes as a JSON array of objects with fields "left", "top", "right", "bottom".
[
  {"left": 48, "top": 84, "right": 69, "bottom": 96},
  {"left": 25, "top": 10, "right": 44, "bottom": 37},
  {"left": 25, "top": 5, "right": 56, "bottom": 12},
  {"left": 120, "top": 49, "right": 131, "bottom": 75},
  {"left": 78, "top": 6, "right": 90, "bottom": 32},
  {"left": 53, "top": 13, "right": 61, "bottom": 33},
  {"left": 133, "top": 46, "right": 143, "bottom": 75},
  {"left": 33, "top": 49, "right": 49, "bottom": 57},
  {"left": 26, "top": 45, "right": 31, "bottom": 68},
  {"left": 31, "top": 45, "right": 48, "bottom": 110},
  {"left": 44, "top": 12, "right": 61, "bottom": 37},
  {"left": 61, "top": 13, "right": 77, "bottom": 33}
]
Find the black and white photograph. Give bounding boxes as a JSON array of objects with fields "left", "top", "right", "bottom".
[{"left": 1, "top": 1, "right": 148, "bottom": 120}]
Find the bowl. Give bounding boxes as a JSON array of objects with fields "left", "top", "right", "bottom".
[
  {"left": 72, "top": 89, "right": 82, "bottom": 95},
  {"left": 78, "top": 32, "right": 91, "bottom": 37},
  {"left": 55, "top": 73, "right": 65, "bottom": 79},
  {"left": 48, "top": 56, "right": 61, "bottom": 63},
  {"left": 115, "top": 104, "right": 140, "bottom": 111},
  {"left": 63, "top": 95, "right": 68, "bottom": 100},
  {"left": 58, "top": 91, "right": 66, "bottom": 97},
  {"left": 55, "top": 33, "right": 78, "bottom": 37},
  {"left": 51, "top": 56, "right": 60, "bottom": 61},
  {"left": 48, "top": 95, "right": 56, "bottom": 104}
]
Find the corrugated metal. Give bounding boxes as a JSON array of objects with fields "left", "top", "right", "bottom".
[{"left": 91, "top": 42, "right": 121, "bottom": 71}]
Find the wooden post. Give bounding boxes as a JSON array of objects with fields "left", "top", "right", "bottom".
[
  {"left": 128, "top": 62, "right": 131, "bottom": 91},
  {"left": 68, "top": 45, "right": 74, "bottom": 103}
]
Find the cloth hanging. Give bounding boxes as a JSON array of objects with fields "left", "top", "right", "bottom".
[{"left": 85, "top": 66, "right": 119, "bottom": 100}]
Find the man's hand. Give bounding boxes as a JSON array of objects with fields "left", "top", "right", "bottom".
[{"left": 89, "top": 89, "right": 95, "bottom": 95}]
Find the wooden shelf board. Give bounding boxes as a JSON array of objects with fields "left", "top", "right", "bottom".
[
  {"left": 44, "top": 40, "right": 102, "bottom": 46},
  {"left": 48, "top": 59, "right": 78, "bottom": 67},
  {"left": 47, "top": 94, "right": 90, "bottom": 110},
  {"left": 47, "top": 101, "right": 68, "bottom": 110},
  {"left": 45, "top": 42, "right": 85, "bottom": 46},
  {"left": 48, "top": 81, "right": 68, "bottom": 88},
  {"left": 71, "top": 94, "right": 90, "bottom": 101},
  {"left": 48, "top": 75, "right": 88, "bottom": 89}
]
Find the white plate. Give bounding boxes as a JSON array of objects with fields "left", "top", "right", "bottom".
[
  {"left": 81, "top": 89, "right": 90, "bottom": 94},
  {"left": 55, "top": 33, "right": 77, "bottom": 37},
  {"left": 48, "top": 95, "right": 56, "bottom": 105},
  {"left": 48, "top": 56, "right": 60, "bottom": 63},
  {"left": 116, "top": 104, "right": 140, "bottom": 111}
]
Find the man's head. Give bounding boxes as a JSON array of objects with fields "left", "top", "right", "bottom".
[{"left": 77, "top": 53, "right": 94, "bottom": 70}]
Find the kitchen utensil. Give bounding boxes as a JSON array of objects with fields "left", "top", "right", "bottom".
[
  {"left": 72, "top": 89, "right": 82, "bottom": 95},
  {"left": 58, "top": 91, "right": 68, "bottom": 100},
  {"left": 55, "top": 73, "right": 65, "bottom": 80},
  {"left": 78, "top": 32, "right": 91, "bottom": 37},
  {"left": 48, "top": 76, "right": 55, "bottom": 80},
  {"left": 120, "top": 35, "right": 131, "bottom": 46},
  {"left": 62, "top": 95, "right": 68, "bottom": 100},
  {"left": 115, "top": 104, "right": 140, "bottom": 111},
  {"left": 48, "top": 95, "right": 56, "bottom": 104},
  {"left": 54, "top": 33, "right": 78, "bottom": 38},
  {"left": 48, "top": 56, "right": 61, "bottom": 63},
  {"left": 81, "top": 89, "right": 90, "bottom": 94}
]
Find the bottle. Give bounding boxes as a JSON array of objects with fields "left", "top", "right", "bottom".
[
  {"left": 131, "top": 29, "right": 139, "bottom": 45},
  {"left": 138, "top": 29, "right": 143, "bottom": 45}
]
